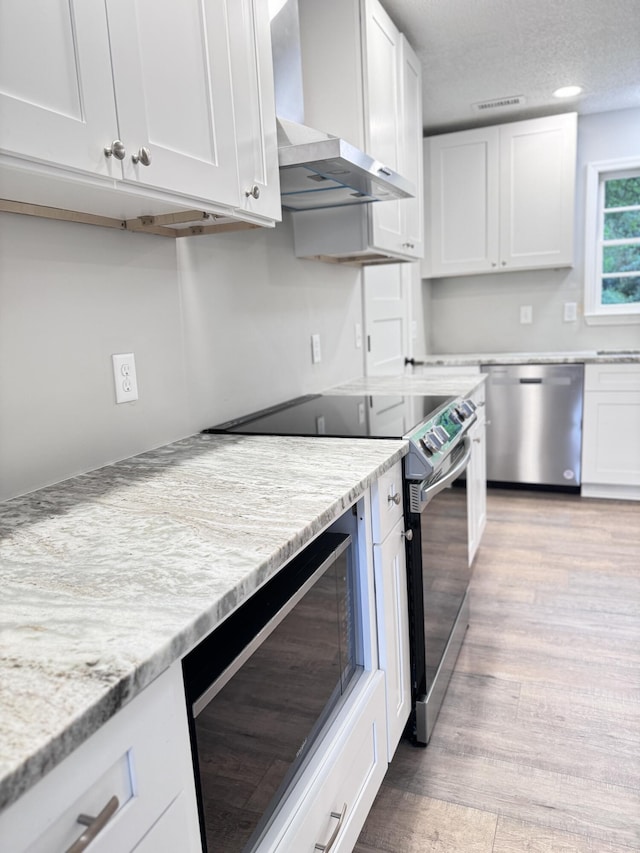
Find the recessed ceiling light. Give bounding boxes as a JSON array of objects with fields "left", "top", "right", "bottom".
[{"left": 553, "top": 85, "right": 583, "bottom": 99}]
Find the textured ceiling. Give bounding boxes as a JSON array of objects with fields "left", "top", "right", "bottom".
[{"left": 381, "top": 0, "right": 640, "bottom": 134}]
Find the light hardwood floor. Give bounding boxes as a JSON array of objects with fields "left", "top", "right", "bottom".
[{"left": 355, "top": 489, "right": 640, "bottom": 853}]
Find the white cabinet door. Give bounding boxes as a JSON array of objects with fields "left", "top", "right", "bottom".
[
  {"left": 227, "top": 0, "right": 281, "bottom": 224},
  {"left": 373, "top": 516, "right": 411, "bottom": 760},
  {"left": 0, "top": 0, "right": 118, "bottom": 177},
  {"left": 582, "top": 364, "right": 640, "bottom": 498},
  {"left": 425, "top": 126, "right": 500, "bottom": 277},
  {"left": 363, "top": 264, "right": 410, "bottom": 376},
  {"left": 106, "top": 0, "right": 240, "bottom": 206},
  {"left": 364, "top": 0, "right": 404, "bottom": 256},
  {"left": 499, "top": 113, "right": 576, "bottom": 270},
  {"left": 397, "top": 35, "right": 424, "bottom": 259}
]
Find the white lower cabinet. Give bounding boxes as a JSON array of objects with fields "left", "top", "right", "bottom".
[
  {"left": 582, "top": 364, "right": 640, "bottom": 500},
  {"left": 0, "top": 662, "right": 201, "bottom": 853},
  {"left": 371, "top": 462, "right": 412, "bottom": 760},
  {"left": 263, "top": 671, "right": 387, "bottom": 853}
]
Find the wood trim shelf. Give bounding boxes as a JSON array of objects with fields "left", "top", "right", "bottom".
[{"left": 0, "top": 199, "right": 261, "bottom": 238}]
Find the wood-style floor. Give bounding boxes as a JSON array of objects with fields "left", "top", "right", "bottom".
[{"left": 355, "top": 489, "right": 640, "bottom": 853}]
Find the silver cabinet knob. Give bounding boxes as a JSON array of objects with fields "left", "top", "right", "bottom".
[
  {"left": 104, "top": 140, "right": 126, "bottom": 160},
  {"left": 245, "top": 185, "right": 260, "bottom": 199},
  {"left": 402, "top": 529, "right": 414, "bottom": 541},
  {"left": 388, "top": 492, "right": 401, "bottom": 505},
  {"left": 132, "top": 147, "right": 152, "bottom": 166}
]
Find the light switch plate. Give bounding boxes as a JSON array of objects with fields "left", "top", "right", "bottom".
[
  {"left": 311, "top": 334, "right": 322, "bottom": 364},
  {"left": 520, "top": 305, "right": 533, "bottom": 325},
  {"left": 112, "top": 353, "right": 139, "bottom": 404}
]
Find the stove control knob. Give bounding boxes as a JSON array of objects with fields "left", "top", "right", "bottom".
[
  {"left": 420, "top": 437, "right": 435, "bottom": 455},
  {"left": 425, "top": 430, "right": 444, "bottom": 450},
  {"left": 434, "top": 425, "right": 450, "bottom": 443}
]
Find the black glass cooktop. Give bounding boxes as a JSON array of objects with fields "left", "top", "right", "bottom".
[{"left": 206, "top": 393, "right": 454, "bottom": 440}]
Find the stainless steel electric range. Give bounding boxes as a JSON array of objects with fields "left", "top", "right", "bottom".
[{"left": 206, "top": 391, "right": 478, "bottom": 746}]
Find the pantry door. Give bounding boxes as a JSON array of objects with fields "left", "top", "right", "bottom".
[{"left": 363, "top": 264, "right": 412, "bottom": 375}]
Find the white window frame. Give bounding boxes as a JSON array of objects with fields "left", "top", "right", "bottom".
[{"left": 584, "top": 157, "right": 640, "bottom": 325}]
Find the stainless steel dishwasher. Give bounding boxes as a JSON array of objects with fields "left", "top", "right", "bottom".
[{"left": 481, "top": 363, "right": 584, "bottom": 488}]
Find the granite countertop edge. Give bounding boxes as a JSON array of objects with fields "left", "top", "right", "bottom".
[
  {"left": 411, "top": 351, "right": 640, "bottom": 366},
  {"left": 0, "top": 433, "right": 407, "bottom": 813}
]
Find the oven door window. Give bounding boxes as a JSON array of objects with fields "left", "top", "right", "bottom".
[{"left": 186, "top": 534, "right": 361, "bottom": 853}]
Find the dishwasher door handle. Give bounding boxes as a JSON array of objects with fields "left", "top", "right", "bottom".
[{"left": 519, "top": 377, "right": 543, "bottom": 384}]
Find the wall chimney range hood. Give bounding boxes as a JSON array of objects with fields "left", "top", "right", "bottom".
[{"left": 271, "top": 0, "right": 415, "bottom": 212}]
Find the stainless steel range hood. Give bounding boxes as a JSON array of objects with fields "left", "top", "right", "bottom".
[
  {"left": 277, "top": 119, "right": 414, "bottom": 211},
  {"left": 270, "top": 0, "right": 415, "bottom": 212}
]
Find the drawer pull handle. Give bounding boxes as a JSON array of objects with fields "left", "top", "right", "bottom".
[
  {"left": 314, "top": 802, "right": 347, "bottom": 852},
  {"left": 66, "top": 795, "right": 119, "bottom": 853},
  {"left": 388, "top": 492, "right": 401, "bottom": 506}
]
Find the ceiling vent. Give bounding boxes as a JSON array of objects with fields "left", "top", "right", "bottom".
[{"left": 472, "top": 95, "right": 526, "bottom": 113}]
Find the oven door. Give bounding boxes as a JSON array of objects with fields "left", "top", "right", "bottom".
[{"left": 405, "top": 438, "right": 472, "bottom": 745}]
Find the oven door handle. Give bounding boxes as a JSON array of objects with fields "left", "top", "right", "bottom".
[{"left": 419, "top": 437, "right": 472, "bottom": 506}]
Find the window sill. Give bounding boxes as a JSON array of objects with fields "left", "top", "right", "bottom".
[{"left": 584, "top": 311, "right": 640, "bottom": 326}]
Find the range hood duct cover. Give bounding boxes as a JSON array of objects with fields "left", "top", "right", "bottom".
[{"left": 270, "top": 0, "right": 415, "bottom": 212}]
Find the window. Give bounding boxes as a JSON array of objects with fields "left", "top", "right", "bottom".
[{"left": 585, "top": 159, "right": 640, "bottom": 324}]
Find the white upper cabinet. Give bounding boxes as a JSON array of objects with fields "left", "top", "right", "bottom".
[
  {"left": 0, "top": 1, "right": 118, "bottom": 177},
  {"left": 226, "top": 0, "right": 282, "bottom": 224},
  {"left": 424, "top": 113, "right": 577, "bottom": 278},
  {"left": 105, "top": 0, "right": 239, "bottom": 206},
  {"left": 0, "top": 0, "right": 280, "bottom": 227},
  {"left": 293, "top": 0, "right": 423, "bottom": 264}
]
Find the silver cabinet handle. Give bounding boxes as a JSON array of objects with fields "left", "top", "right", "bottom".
[
  {"left": 66, "top": 795, "right": 119, "bottom": 853},
  {"left": 104, "top": 140, "right": 126, "bottom": 160},
  {"left": 402, "top": 528, "right": 414, "bottom": 541},
  {"left": 314, "top": 803, "right": 347, "bottom": 852},
  {"left": 245, "top": 185, "right": 261, "bottom": 199},
  {"left": 132, "top": 146, "right": 152, "bottom": 166},
  {"left": 378, "top": 166, "right": 392, "bottom": 176},
  {"left": 388, "top": 492, "right": 401, "bottom": 505}
]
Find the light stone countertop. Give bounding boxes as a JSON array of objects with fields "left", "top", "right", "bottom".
[
  {"left": 409, "top": 350, "right": 640, "bottom": 367},
  {"left": 0, "top": 432, "right": 406, "bottom": 812},
  {"left": 327, "top": 372, "right": 486, "bottom": 397}
]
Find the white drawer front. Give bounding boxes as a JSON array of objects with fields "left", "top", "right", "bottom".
[
  {"left": 3, "top": 663, "right": 200, "bottom": 853},
  {"left": 371, "top": 462, "right": 404, "bottom": 544},
  {"left": 585, "top": 363, "right": 640, "bottom": 392},
  {"left": 261, "top": 671, "right": 387, "bottom": 853}
]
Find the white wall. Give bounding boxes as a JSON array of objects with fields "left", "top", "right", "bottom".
[
  {"left": 426, "top": 107, "right": 640, "bottom": 354},
  {"left": 0, "top": 212, "right": 364, "bottom": 501}
]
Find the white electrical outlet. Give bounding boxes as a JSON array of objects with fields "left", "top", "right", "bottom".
[
  {"left": 520, "top": 305, "right": 533, "bottom": 325},
  {"left": 354, "top": 323, "right": 363, "bottom": 349},
  {"left": 311, "top": 334, "right": 322, "bottom": 364},
  {"left": 112, "top": 353, "right": 139, "bottom": 404},
  {"left": 563, "top": 301, "right": 577, "bottom": 322}
]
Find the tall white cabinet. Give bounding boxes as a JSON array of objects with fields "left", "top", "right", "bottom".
[
  {"left": 423, "top": 113, "right": 577, "bottom": 278},
  {"left": 0, "top": 0, "right": 280, "bottom": 227},
  {"left": 292, "top": 0, "right": 424, "bottom": 264}
]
